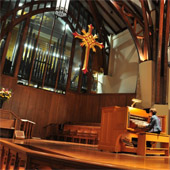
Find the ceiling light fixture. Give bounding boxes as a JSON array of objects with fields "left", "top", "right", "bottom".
[{"left": 55, "top": 0, "right": 70, "bottom": 17}]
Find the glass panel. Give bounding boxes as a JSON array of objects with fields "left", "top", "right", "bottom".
[
  {"left": 18, "top": 13, "right": 43, "bottom": 84},
  {"left": 39, "top": 3, "right": 45, "bottom": 9},
  {"left": 0, "top": 36, "right": 6, "bottom": 62},
  {"left": 16, "top": 9, "right": 23, "bottom": 18},
  {"left": 16, "top": 11, "right": 73, "bottom": 93},
  {"left": 91, "top": 71, "right": 98, "bottom": 93},
  {"left": 81, "top": 53, "right": 93, "bottom": 93},
  {"left": 46, "top": 2, "right": 51, "bottom": 8},
  {"left": 51, "top": 1, "right": 56, "bottom": 8},
  {"left": 32, "top": 4, "right": 38, "bottom": 11},
  {"left": 29, "top": 12, "right": 54, "bottom": 89},
  {"left": 70, "top": 40, "right": 82, "bottom": 91},
  {"left": 23, "top": 7, "right": 30, "bottom": 15},
  {"left": 4, "top": 15, "right": 12, "bottom": 30},
  {"left": 57, "top": 24, "right": 72, "bottom": 91},
  {"left": 3, "top": 20, "right": 26, "bottom": 76},
  {"left": 81, "top": 74, "right": 87, "bottom": 93},
  {"left": 1, "top": 1, "right": 15, "bottom": 17}
]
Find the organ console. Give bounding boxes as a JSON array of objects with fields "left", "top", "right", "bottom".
[{"left": 98, "top": 106, "right": 167, "bottom": 154}]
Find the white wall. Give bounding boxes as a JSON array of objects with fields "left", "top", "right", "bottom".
[
  {"left": 97, "top": 29, "right": 139, "bottom": 93},
  {"left": 139, "top": 61, "right": 153, "bottom": 108}
]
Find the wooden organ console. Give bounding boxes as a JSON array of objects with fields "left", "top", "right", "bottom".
[{"left": 98, "top": 106, "right": 169, "bottom": 156}]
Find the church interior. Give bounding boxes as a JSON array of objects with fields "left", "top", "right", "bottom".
[{"left": 0, "top": 0, "right": 170, "bottom": 169}]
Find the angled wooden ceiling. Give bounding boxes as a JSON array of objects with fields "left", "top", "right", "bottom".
[{"left": 79, "top": 0, "right": 154, "bottom": 35}]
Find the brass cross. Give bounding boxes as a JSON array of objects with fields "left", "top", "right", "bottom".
[{"left": 73, "top": 24, "right": 104, "bottom": 74}]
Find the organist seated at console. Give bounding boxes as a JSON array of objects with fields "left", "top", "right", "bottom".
[
  {"left": 130, "top": 108, "right": 162, "bottom": 147},
  {"left": 133, "top": 108, "right": 162, "bottom": 134}
]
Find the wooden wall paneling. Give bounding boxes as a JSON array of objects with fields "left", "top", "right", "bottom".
[
  {"left": 17, "top": 86, "right": 31, "bottom": 119},
  {"left": 30, "top": 88, "right": 43, "bottom": 124},
  {"left": 25, "top": 88, "right": 37, "bottom": 122},
  {"left": 71, "top": 93, "right": 81, "bottom": 122},
  {"left": 1, "top": 75, "right": 136, "bottom": 138},
  {"left": 88, "top": 95, "right": 99, "bottom": 122},
  {"left": 37, "top": 91, "right": 52, "bottom": 137},
  {"left": 71, "top": 93, "right": 78, "bottom": 122},
  {"left": 47, "top": 94, "right": 57, "bottom": 124},
  {"left": 82, "top": 95, "right": 91, "bottom": 122},
  {"left": 8, "top": 85, "right": 22, "bottom": 116},
  {"left": 57, "top": 94, "right": 69, "bottom": 123},
  {"left": 117, "top": 94, "right": 126, "bottom": 106},
  {"left": 125, "top": 94, "right": 134, "bottom": 106},
  {"left": 48, "top": 93, "right": 68, "bottom": 124}
]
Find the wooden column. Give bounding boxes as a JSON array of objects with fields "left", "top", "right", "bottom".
[
  {"left": 140, "top": 0, "right": 152, "bottom": 60},
  {"left": 162, "top": 0, "right": 170, "bottom": 103},
  {"left": 155, "top": 0, "right": 164, "bottom": 104}
]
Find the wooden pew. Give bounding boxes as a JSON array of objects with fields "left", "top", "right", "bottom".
[{"left": 59, "top": 124, "right": 101, "bottom": 144}]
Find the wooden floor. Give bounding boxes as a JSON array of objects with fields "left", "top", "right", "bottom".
[{"left": 5, "top": 138, "right": 169, "bottom": 170}]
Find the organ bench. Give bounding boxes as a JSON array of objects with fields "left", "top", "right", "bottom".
[{"left": 137, "top": 132, "right": 169, "bottom": 156}]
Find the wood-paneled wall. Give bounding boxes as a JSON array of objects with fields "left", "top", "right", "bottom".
[{"left": 0, "top": 75, "right": 135, "bottom": 138}]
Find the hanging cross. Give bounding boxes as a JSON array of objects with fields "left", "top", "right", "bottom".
[{"left": 73, "top": 24, "right": 104, "bottom": 74}]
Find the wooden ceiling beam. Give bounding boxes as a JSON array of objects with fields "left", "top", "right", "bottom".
[
  {"left": 102, "top": 19, "right": 118, "bottom": 34},
  {"left": 106, "top": 1, "right": 125, "bottom": 24},
  {"left": 109, "top": 0, "right": 144, "bottom": 61},
  {"left": 127, "top": 0, "right": 143, "bottom": 20},
  {"left": 96, "top": 1, "right": 122, "bottom": 30},
  {"left": 86, "top": 0, "right": 103, "bottom": 33},
  {"left": 140, "top": 0, "right": 153, "bottom": 60}
]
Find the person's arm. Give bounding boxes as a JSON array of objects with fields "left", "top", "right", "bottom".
[{"left": 146, "top": 117, "right": 155, "bottom": 131}]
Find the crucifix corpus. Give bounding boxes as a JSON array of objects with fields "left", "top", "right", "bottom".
[{"left": 73, "top": 24, "right": 104, "bottom": 74}]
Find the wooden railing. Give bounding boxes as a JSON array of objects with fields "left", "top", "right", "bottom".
[
  {"left": 0, "top": 109, "right": 21, "bottom": 138},
  {"left": 0, "top": 139, "right": 114, "bottom": 170},
  {"left": 0, "top": 109, "right": 35, "bottom": 139},
  {"left": 0, "top": 109, "right": 20, "bottom": 120}
]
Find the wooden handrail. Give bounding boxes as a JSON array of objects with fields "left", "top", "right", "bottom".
[
  {"left": 0, "top": 139, "right": 114, "bottom": 169},
  {"left": 0, "top": 109, "right": 21, "bottom": 120}
]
